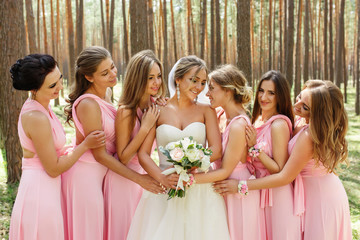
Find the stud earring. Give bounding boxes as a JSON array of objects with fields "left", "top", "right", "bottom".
[{"left": 176, "top": 83, "right": 180, "bottom": 102}]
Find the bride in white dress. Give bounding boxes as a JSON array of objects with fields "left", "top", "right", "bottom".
[{"left": 127, "top": 56, "right": 230, "bottom": 240}]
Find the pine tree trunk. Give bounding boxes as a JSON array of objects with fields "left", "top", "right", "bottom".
[
  {"left": 335, "top": 0, "right": 345, "bottom": 87},
  {"left": 303, "top": 0, "right": 310, "bottom": 83},
  {"left": 200, "top": 0, "right": 207, "bottom": 60},
  {"left": 65, "top": 0, "right": 75, "bottom": 85},
  {"left": 108, "top": 0, "right": 115, "bottom": 55},
  {"left": 76, "top": 0, "right": 84, "bottom": 56},
  {"left": 122, "top": 0, "right": 129, "bottom": 63},
  {"left": 162, "top": 0, "right": 168, "bottom": 86},
  {"left": 100, "top": 0, "right": 107, "bottom": 47},
  {"left": 237, "top": 0, "right": 252, "bottom": 84},
  {"left": 148, "top": 0, "right": 155, "bottom": 51},
  {"left": 268, "top": 0, "right": 273, "bottom": 70},
  {"left": 329, "top": 0, "right": 334, "bottom": 82},
  {"left": 170, "top": 0, "right": 177, "bottom": 61},
  {"left": 37, "top": 0, "right": 41, "bottom": 52},
  {"left": 223, "top": 0, "right": 228, "bottom": 63},
  {"left": 0, "top": 0, "right": 28, "bottom": 183},
  {"left": 215, "top": 0, "right": 221, "bottom": 65},
  {"left": 279, "top": 0, "right": 283, "bottom": 72},
  {"left": 42, "top": 0, "right": 48, "bottom": 53},
  {"left": 25, "top": 0, "right": 37, "bottom": 53},
  {"left": 294, "top": 0, "right": 303, "bottom": 101},
  {"left": 310, "top": 1, "right": 316, "bottom": 78},
  {"left": 285, "top": 0, "right": 295, "bottom": 87},
  {"left": 187, "top": 0, "right": 192, "bottom": 54},
  {"left": 210, "top": 0, "right": 215, "bottom": 69},
  {"left": 324, "top": 0, "right": 328, "bottom": 80}
]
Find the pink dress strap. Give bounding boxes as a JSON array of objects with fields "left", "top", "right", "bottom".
[
  {"left": 72, "top": 93, "right": 117, "bottom": 155},
  {"left": 289, "top": 125, "right": 309, "bottom": 231}
]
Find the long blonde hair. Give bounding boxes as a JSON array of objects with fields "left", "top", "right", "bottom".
[
  {"left": 305, "top": 80, "right": 348, "bottom": 172},
  {"left": 209, "top": 64, "right": 252, "bottom": 109},
  {"left": 119, "top": 50, "right": 165, "bottom": 123}
]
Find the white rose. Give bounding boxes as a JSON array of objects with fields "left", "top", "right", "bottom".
[
  {"left": 186, "top": 149, "right": 202, "bottom": 162},
  {"left": 165, "top": 142, "right": 177, "bottom": 151},
  {"left": 180, "top": 137, "right": 192, "bottom": 150},
  {"left": 170, "top": 147, "right": 184, "bottom": 162},
  {"left": 199, "top": 155, "right": 211, "bottom": 172}
]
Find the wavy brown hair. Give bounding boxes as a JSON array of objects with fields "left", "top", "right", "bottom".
[
  {"left": 251, "top": 70, "right": 294, "bottom": 128},
  {"left": 305, "top": 80, "right": 348, "bottom": 172},
  {"left": 209, "top": 64, "right": 252, "bottom": 109},
  {"left": 119, "top": 49, "right": 165, "bottom": 125},
  {"left": 65, "top": 46, "right": 111, "bottom": 124}
]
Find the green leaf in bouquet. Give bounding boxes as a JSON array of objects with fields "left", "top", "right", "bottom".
[{"left": 167, "top": 160, "right": 183, "bottom": 166}]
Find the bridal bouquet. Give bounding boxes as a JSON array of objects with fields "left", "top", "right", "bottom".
[{"left": 159, "top": 136, "right": 212, "bottom": 199}]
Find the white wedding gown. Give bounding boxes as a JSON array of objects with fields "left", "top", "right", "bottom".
[{"left": 127, "top": 122, "right": 230, "bottom": 240}]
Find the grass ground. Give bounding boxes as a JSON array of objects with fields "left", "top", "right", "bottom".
[{"left": 0, "top": 83, "right": 359, "bottom": 239}]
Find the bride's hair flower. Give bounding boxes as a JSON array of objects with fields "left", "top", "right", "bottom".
[{"left": 169, "top": 147, "right": 185, "bottom": 162}]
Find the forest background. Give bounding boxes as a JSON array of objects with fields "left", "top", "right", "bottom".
[{"left": 0, "top": 0, "right": 360, "bottom": 239}]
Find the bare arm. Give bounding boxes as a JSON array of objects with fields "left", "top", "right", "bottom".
[
  {"left": 213, "top": 129, "right": 313, "bottom": 194},
  {"left": 115, "top": 105, "right": 159, "bottom": 165},
  {"left": 138, "top": 126, "right": 178, "bottom": 189},
  {"left": 76, "top": 98, "right": 163, "bottom": 193},
  {"left": 25, "top": 111, "right": 105, "bottom": 177},
  {"left": 204, "top": 106, "right": 222, "bottom": 161},
  {"left": 195, "top": 118, "right": 247, "bottom": 183}
]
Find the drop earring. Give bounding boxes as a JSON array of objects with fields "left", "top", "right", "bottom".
[{"left": 176, "top": 83, "right": 180, "bottom": 102}]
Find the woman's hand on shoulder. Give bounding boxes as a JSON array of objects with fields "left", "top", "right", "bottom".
[
  {"left": 245, "top": 125, "right": 257, "bottom": 147},
  {"left": 83, "top": 130, "right": 106, "bottom": 149},
  {"left": 155, "top": 96, "right": 169, "bottom": 106},
  {"left": 141, "top": 103, "right": 160, "bottom": 132}
]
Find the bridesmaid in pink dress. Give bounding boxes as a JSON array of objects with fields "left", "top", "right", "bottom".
[
  {"left": 246, "top": 71, "right": 301, "bottom": 240},
  {"left": 62, "top": 47, "right": 163, "bottom": 240},
  {"left": 103, "top": 50, "right": 166, "bottom": 240},
  {"left": 193, "top": 65, "right": 265, "bottom": 240},
  {"left": 9, "top": 54, "right": 105, "bottom": 240},
  {"left": 214, "top": 80, "right": 352, "bottom": 240}
]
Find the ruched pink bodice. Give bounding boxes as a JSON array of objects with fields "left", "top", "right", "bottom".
[{"left": 10, "top": 99, "right": 66, "bottom": 240}]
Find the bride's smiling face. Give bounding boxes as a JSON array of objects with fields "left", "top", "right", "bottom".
[{"left": 176, "top": 67, "right": 207, "bottom": 101}]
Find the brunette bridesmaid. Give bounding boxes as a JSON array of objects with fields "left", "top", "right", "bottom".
[{"left": 9, "top": 54, "right": 105, "bottom": 240}]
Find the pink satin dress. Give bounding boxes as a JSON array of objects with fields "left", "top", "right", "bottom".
[
  {"left": 61, "top": 94, "right": 117, "bottom": 240},
  {"left": 10, "top": 99, "right": 66, "bottom": 240},
  {"left": 222, "top": 115, "right": 266, "bottom": 240},
  {"left": 103, "top": 108, "right": 145, "bottom": 240},
  {"left": 247, "top": 115, "right": 301, "bottom": 240},
  {"left": 292, "top": 125, "right": 352, "bottom": 240}
]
